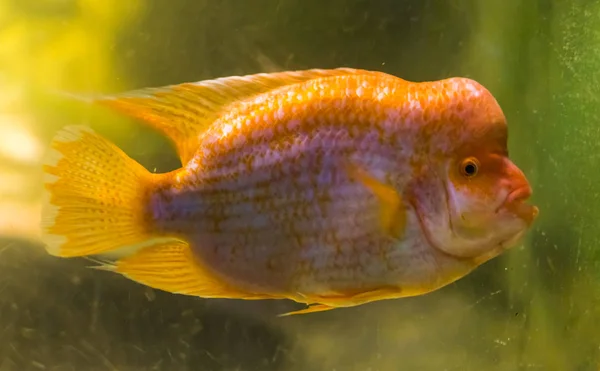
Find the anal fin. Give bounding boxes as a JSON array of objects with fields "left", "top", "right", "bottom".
[{"left": 96, "top": 239, "right": 272, "bottom": 300}]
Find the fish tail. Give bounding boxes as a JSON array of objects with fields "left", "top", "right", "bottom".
[{"left": 41, "top": 125, "right": 161, "bottom": 258}]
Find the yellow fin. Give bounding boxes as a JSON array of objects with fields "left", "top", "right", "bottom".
[
  {"left": 97, "top": 240, "right": 273, "bottom": 299},
  {"left": 278, "top": 304, "right": 336, "bottom": 317},
  {"left": 91, "top": 68, "right": 375, "bottom": 164},
  {"left": 345, "top": 164, "right": 406, "bottom": 240},
  {"left": 324, "top": 286, "right": 403, "bottom": 306},
  {"left": 41, "top": 125, "right": 161, "bottom": 258},
  {"left": 278, "top": 286, "right": 403, "bottom": 316}
]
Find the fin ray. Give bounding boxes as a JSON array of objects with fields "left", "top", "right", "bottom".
[
  {"left": 279, "top": 304, "right": 336, "bottom": 317},
  {"left": 41, "top": 125, "right": 158, "bottom": 257},
  {"left": 100, "top": 240, "right": 274, "bottom": 300},
  {"left": 92, "top": 68, "right": 377, "bottom": 164}
]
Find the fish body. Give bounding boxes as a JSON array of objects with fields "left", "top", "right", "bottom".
[{"left": 41, "top": 68, "right": 538, "bottom": 315}]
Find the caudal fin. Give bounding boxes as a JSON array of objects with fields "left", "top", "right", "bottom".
[{"left": 41, "top": 125, "right": 158, "bottom": 258}]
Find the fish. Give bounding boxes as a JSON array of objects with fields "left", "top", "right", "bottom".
[{"left": 40, "top": 67, "right": 539, "bottom": 316}]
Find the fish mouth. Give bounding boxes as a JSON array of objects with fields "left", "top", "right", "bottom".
[
  {"left": 506, "top": 185, "right": 532, "bottom": 204},
  {"left": 497, "top": 186, "right": 539, "bottom": 226}
]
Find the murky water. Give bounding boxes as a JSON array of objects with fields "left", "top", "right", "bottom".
[{"left": 1, "top": 1, "right": 598, "bottom": 370}]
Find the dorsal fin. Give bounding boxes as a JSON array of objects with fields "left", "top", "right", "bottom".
[{"left": 93, "top": 68, "right": 376, "bottom": 164}]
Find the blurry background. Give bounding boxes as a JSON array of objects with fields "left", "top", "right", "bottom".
[{"left": 0, "top": 0, "right": 598, "bottom": 370}]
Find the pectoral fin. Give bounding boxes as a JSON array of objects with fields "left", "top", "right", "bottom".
[{"left": 345, "top": 164, "right": 407, "bottom": 240}]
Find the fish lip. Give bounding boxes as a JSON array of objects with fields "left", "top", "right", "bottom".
[
  {"left": 496, "top": 185, "right": 530, "bottom": 211},
  {"left": 495, "top": 185, "right": 539, "bottom": 225},
  {"left": 506, "top": 185, "right": 532, "bottom": 204}
]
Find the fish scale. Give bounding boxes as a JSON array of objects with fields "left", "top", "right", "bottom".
[
  {"left": 192, "top": 75, "right": 496, "bottom": 298},
  {"left": 192, "top": 76, "right": 400, "bottom": 167},
  {"left": 40, "top": 68, "right": 538, "bottom": 315}
]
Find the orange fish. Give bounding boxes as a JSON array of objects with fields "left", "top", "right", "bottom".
[{"left": 40, "top": 68, "right": 539, "bottom": 316}]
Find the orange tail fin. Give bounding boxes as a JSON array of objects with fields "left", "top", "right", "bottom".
[{"left": 41, "top": 125, "right": 164, "bottom": 258}]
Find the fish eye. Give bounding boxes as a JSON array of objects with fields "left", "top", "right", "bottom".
[{"left": 460, "top": 157, "right": 480, "bottom": 178}]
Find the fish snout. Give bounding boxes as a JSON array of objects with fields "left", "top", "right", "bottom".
[
  {"left": 499, "top": 159, "right": 539, "bottom": 226},
  {"left": 503, "top": 185, "right": 539, "bottom": 226}
]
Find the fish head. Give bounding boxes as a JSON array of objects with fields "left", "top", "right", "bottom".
[
  {"left": 406, "top": 78, "right": 538, "bottom": 262},
  {"left": 439, "top": 149, "right": 539, "bottom": 259}
]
